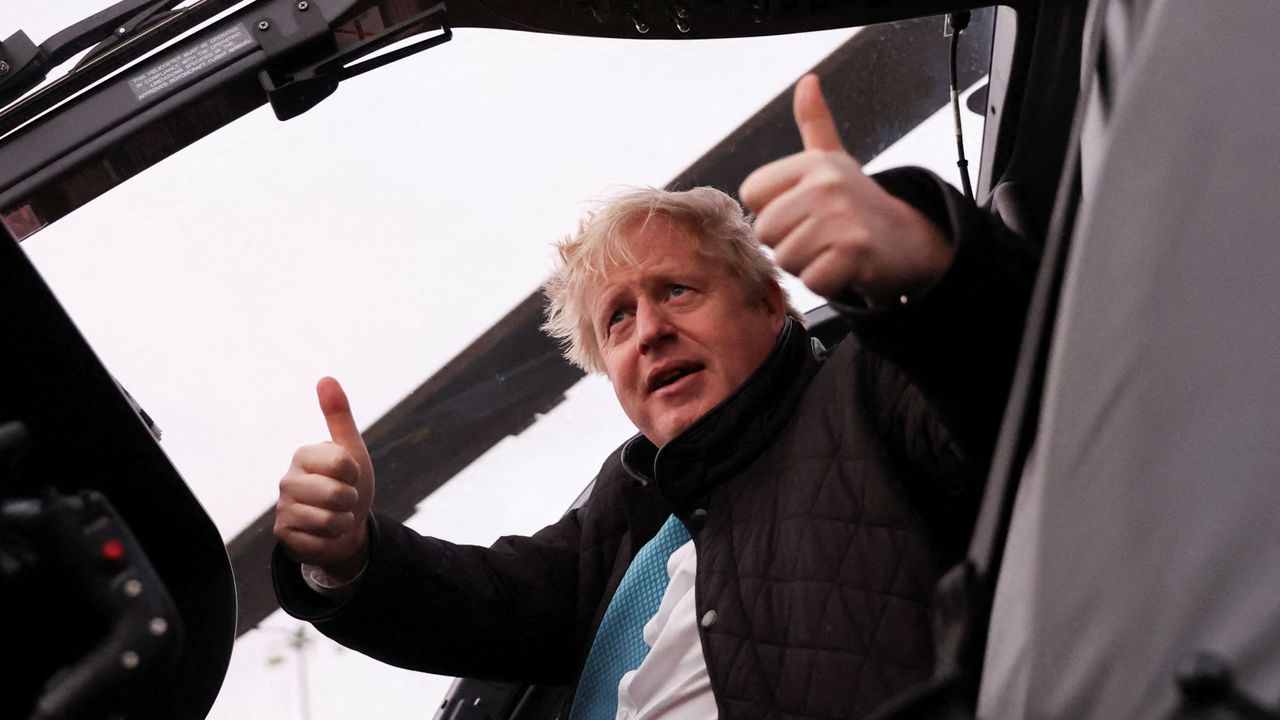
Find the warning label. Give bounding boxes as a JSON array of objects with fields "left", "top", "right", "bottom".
[{"left": 128, "top": 24, "right": 255, "bottom": 102}]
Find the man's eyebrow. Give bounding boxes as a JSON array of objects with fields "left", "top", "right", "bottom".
[{"left": 592, "top": 287, "right": 623, "bottom": 322}]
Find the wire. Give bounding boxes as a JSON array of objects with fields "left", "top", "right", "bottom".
[{"left": 948, "top": 11, "right": 974, "bottom": 201}]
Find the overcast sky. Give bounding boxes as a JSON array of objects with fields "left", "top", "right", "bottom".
[{"left": 5, "top": 2, "right": 985, "bottom": 716}]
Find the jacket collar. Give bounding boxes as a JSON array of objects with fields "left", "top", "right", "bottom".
[{"left": 620, "top": 317, "right": 822, "bottom": 509}]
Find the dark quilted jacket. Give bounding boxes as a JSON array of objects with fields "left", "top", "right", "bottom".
[{"left": 274, "top": 168, "right": 1036, "bottom": 718}]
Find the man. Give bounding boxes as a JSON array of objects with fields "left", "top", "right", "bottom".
[{"left": 272, "top": 75, "right": 1035, "bottom": 717}]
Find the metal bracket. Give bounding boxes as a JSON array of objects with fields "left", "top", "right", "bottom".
[
  {"left": 0, "top": 31, "right": 40, "bottom": 104},
  {"left": 257, "top": 1, "right": 451, "bottom": 120},
  {"left": 943, "top": 10, "right": 970, "bottom": 37},
  {"left": 256, "top": 0, "right": 343, "bottom": 120}
]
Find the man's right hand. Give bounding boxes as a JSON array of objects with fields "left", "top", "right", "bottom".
[{"left": 274, "top": 376, "right": 375, "bottom": 583}]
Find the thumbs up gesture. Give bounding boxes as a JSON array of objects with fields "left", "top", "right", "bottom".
[
  {"left": 274, "top": 377, "right": 375, "bottom": 582},
  {"left": 740, "top": 74, "right": 953, "bottom": 304}
]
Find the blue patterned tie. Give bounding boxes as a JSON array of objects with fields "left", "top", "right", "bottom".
[{"left": 569, "top": 514, "right": 692, "bottom": 720}]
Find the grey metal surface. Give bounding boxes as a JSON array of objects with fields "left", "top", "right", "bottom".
[{"left": 979, "top": 1, "right": 1280, "bottom": 717}]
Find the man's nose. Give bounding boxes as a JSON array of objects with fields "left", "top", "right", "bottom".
[{"left": 635, "top": 299, "right": 675, "bottom": 353}]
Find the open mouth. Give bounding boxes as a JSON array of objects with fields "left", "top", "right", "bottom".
[{"left": 648, "top": 363, "right": 704, "bottom": 393}]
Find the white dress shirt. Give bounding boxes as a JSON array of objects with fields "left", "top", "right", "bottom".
[{"left": 615, "top": 539, "right": 716, "bottom": 719}]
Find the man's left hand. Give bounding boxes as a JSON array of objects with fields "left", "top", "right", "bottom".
[{"left": 740, "top": 74, "right": 954, "bottom": 305}]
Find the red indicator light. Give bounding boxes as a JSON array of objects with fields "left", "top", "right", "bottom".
[{"left": 102, "top": 539, "right": 126, "bottom": 562}]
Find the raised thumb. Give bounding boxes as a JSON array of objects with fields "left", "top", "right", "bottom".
[
  {"left": 316, "top": 376, "right": 365, "bottom": 454},
  {"left": 793, "top": 74, "right": 845, "bottom": 152}
]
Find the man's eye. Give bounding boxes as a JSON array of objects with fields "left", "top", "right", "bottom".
[
  {"left": 669, "top": 285, "right": 689, "bottom": 298},
  {"left": 608, "top": 309, "right": 628, "bottom": 326}
]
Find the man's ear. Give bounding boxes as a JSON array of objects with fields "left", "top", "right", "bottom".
[{"left": 761, "top": 280, "right": 786, "bottom": 323}]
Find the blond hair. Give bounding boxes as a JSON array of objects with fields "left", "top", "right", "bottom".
[{"left": 542, "top": 186, "right": 800, "bottom": 373}]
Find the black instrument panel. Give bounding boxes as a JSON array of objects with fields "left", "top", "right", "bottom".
[{"left": 0, "top": 223, "right": 235, "bottom": 720}]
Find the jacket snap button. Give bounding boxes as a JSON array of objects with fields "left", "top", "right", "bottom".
[
  {"left": 689, "top": 508, "right": 708, "bottom": 531},
  {"left": 700, "top": 609, "right": 717, "bottom": 628}
]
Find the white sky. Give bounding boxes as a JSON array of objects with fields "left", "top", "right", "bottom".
[{"left": 5, "top": 2, "right": 986, "bottom": 716}]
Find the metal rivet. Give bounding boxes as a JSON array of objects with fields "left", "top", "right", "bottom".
[
  {"left": 257, "top": 20, "right": 271, "bottom": 31},
  {"left": 149, "top": 617, "right": 168, "bottom": 636},
  {"left": 297, "top": 0, "right": 309, "bottom": 9},
  {"left": 675, "top": 18, "right": 690, "bottom": 32},
  {"left": 117, "top": 27, "right": 128, "bottom": 35},
  {"left": 124, "top": 578, "right": 143, "bottom": 597},
  {"left": 700, "top": 609, "right": 717, "bottom": 628},
  {"left": 898, "top": 294, "right": 909, "bottom": 305},
  {"left": 0, "top": 61, "right": 9, "bottom": 75},
  {"left": 121, "top": 650, "right": 140, "bottom": 669},
  {"left": 675, "top": 5, "right": 689, "bottom": 17},
  {"left": 472, "top": 698, "right": 482, "bottom": 707}
]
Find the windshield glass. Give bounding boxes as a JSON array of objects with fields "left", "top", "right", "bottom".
[{"left": 7, "top": 1, "right": 993, "bottom": 714}]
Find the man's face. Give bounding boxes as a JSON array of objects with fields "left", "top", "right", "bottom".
[{"left": 587, "top": 216, "right": 785, "bottom": 447}]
